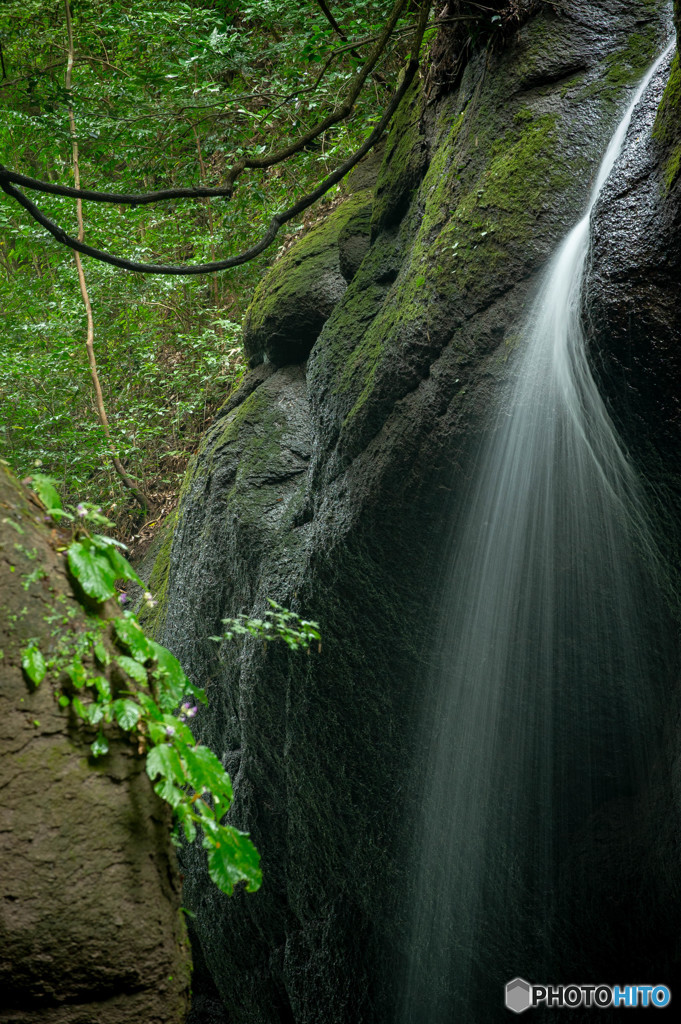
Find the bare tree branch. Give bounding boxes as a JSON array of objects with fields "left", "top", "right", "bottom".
[{"left": 0, "top": 165, "right": 237, "bottom": 205}]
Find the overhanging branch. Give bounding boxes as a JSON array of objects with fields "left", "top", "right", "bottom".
[{"left": 0, "top": 1, "right": 431, "bottom": 276}]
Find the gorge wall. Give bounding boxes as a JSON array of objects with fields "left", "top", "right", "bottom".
[
  {"left": 149, "top": 2, "right": 681, "bottom": 1020},
  {"left": 0, "top": 466, "right": 191, "bottom": 1024}
]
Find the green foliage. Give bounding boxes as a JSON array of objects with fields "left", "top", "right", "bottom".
[
  {"left": 19, "top": 484, "right": 262, "bottom": 897},
  {"left": 21, "top": 642, "right": 47, "bottom": 685},
  {"left": 0, "top": 0, "right": 410, "bottom": 525},
  {"left": 213, "top": 599, "right": 321, "bottom": 651},
  {"left": 18, "top": 480, "right": 320, "bottom": 896}
]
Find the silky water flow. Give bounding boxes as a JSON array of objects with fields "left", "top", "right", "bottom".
[{"left": 400, "top": 40, "right": 677, "bottom": 1023}]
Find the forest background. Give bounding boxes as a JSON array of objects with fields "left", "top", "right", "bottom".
[{"left": 0, "top": 0, "right": 417, "bottom": 545}]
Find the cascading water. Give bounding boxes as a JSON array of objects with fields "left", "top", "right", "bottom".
[{"left": 401, "top": 40, "right": 677, "bottom": 1023}]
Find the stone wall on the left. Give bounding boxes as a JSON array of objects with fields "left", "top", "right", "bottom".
[{"left": 0, "top": 464, "right": 191, "bottom": 1024}]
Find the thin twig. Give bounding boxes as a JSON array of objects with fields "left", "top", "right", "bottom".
[{"left": 64, "top": 0, "right": 152, "bottom": 511}]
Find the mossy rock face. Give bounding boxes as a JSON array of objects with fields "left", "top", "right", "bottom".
[
  {"left": 242, "top": 189, "right": 374, "bottom": 369},
  {"left": 154, "top": 4, "right": 680, "bottom": 1022}
]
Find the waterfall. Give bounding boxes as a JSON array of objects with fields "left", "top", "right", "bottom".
[{"left": 401, "top": 40, "right": 676, "bottom": 1023}]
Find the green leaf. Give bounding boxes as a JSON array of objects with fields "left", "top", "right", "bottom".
[
  {"left": 113, "top": 615, "right": 155, "bottom": 662},
  {"left": 87, "top": 702, "right": 105, "bottom": 725},
  {"left": 116, "top": 655, "right": 148, "bottom": 687},
  {"left": 148, "top": 639, "right": 190, "bottom": 710},
  {"left": 93, "top": 641, "right": 110, "bottom": 667},
  {"left": 183, "top": 744, "right": 233, "bottom": 809},
  {"left": 93, "top": 537, "right": 144, "bottom": 586},
  {"left": 113, "top": 698, "right": 141, "bottom": 730},
  {"left": 30, "top": 473, "right": 62, "bottom": 512},
  {"left": 92, "top": 675, "right": 111, "bottom": 700},
  {"left": 72, "top": 696, "right": 89, "bottom": 720},
  {"left": 91, "top": 731, "right": 109, "bottom": 757},
  {"left": 66, "top": 656, "right": 88, "bottom": 689},
  {"left": 204, "top": 823, "right": 262, "bottom": 895},
  {"left": 58, "top": 694, "right": 70, "bottom": 708},
  {"left": 146, "top": 743, "right": 186, "bottom": 786},
  {"left": 154, "top": 777, "right": 185, "bottom": 807},
  {"left": 67, "top": 539, "right": 117, "bottom": 602},
  {"left": 148, "top": 715, "right": 195, "bottom": 747},
  {"left": 136, "top": 692, "right": 164, "bottom": 721},
  {"left": 176, "top": 802, "right": 197, "bottom": 843},
  {"left": 21, "top": 645, "right": 46, "bottom": 685}
]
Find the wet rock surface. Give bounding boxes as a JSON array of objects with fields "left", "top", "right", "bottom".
[
  {"left": 588, "top": 41, "right": 681, "bottom": 570},
  {"left": 151, "top": 3, "right": 680, "bottom": 1021}
]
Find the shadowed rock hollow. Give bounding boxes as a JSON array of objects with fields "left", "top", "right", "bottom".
[{"left": 148, "top": 2, "right": 681, "bottom": 1021}]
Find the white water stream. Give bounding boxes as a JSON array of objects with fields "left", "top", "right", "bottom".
[{"left": 401, "top": 41, "right": 676, "bottom": 1023}]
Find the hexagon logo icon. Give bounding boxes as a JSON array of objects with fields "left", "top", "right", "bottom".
[{"left": 506, "top": 977, "right": 532, "bottom": 1013}]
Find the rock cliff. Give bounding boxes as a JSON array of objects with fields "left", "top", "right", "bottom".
[{"left": 150, "top": 2, "right": 680, "bottom": 1020}]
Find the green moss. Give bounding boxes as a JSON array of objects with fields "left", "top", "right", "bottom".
[
  {"left": 418, "top": 109, "right": 572, "bottom": 304},
  {"left": 577, "top": 26, "right": 659, "bottom": 105},
  {"left": 215, "top": 385, "right": 286, "bottom": 473},
  {"left": 653, "top": 53, "right": 681, "bottom": 190},
  {"left": 335, "top": 102, "right": 575, "bottom": 427},
  {"left": 371, "top": 78, "right": 427, "bottom": 235},
  {"left": 243, "top": 189, "right": 372, "bottom": 365}
]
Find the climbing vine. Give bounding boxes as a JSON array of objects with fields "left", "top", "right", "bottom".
[{"left": 19, "top": 474, "right": 318, "bottom": 897}]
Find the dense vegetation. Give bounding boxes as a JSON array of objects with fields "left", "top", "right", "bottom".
[{"left": 0, "top": 0, "right": 416, "bottom": 539}]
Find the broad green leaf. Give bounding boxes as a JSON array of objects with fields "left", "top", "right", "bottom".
[
  {"left": 66, "top": 656, "right": 88, "bottom": 689},
  {"left": 136, "top": 692, "right": 163, "bottom": 721},
  {"left": 175, "top": 803, "right": 197, "bottom": 843},
  {"left": 146, "top": 743, "right": 186, "bottom": 785},
  {"left": 91, "top": 731, "right": 109, "bottom": 757},
  {"left": 58, "top": 694, "right": 70, "bottom": 708},
  {"left": 154, "top": 778, "right": 185, "bottom": 808},
  {"left": 72, "top": 696, "right": 88, "bottom": 720},
  {"left": 204, "top": 824, "right": 262, "bottom": 895},
  {"left": 30, "top": 473, "right": 62, "bottom": 512},
  {"left": 148, "top": 639, "right": 190, "bottom": 709},
  {"left": 148, "top": 715, "right": 194, "bottom": 747},
  {"left": 113, "top": 616, "right": 155, "bottom": 662},
  {"left": 21, "top": 645, "right": 46, "bottom": 685},
  {"left": 93, "top": 538, "right": 144, "bottom": 586},
  {"left": 93, "top": 641, "right": 110, "bottom": 667},
  {"left": 87, "top": 702, "right": 105, "bottom": 725},
  {"left": 67, "top": 540, "right": 117, "bottom": 602},
  {"left": 183, "top": 744, "right": 233, "bottom": 809},
  {"left": 112, "top": 698, "right": 141, "bottom": 730},
  {"left": 92, "top": 675, "right": 111, "bottom": 700},
  {"left": 116, "top": 655, "right": 148, "bottom": 687}
]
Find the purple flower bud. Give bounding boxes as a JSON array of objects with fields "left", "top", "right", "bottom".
[
  {"left": 76, "top": 503, "right": 87, "bottom": 517},
  {"left": 118, "top": 592, "right": 128, "bottom": 605},
  {"left": 165, "top": 725, "right": 175, "bottom": 738},
  {"left": 186, "top": 706, "right": 198, "bottom": 718}
]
